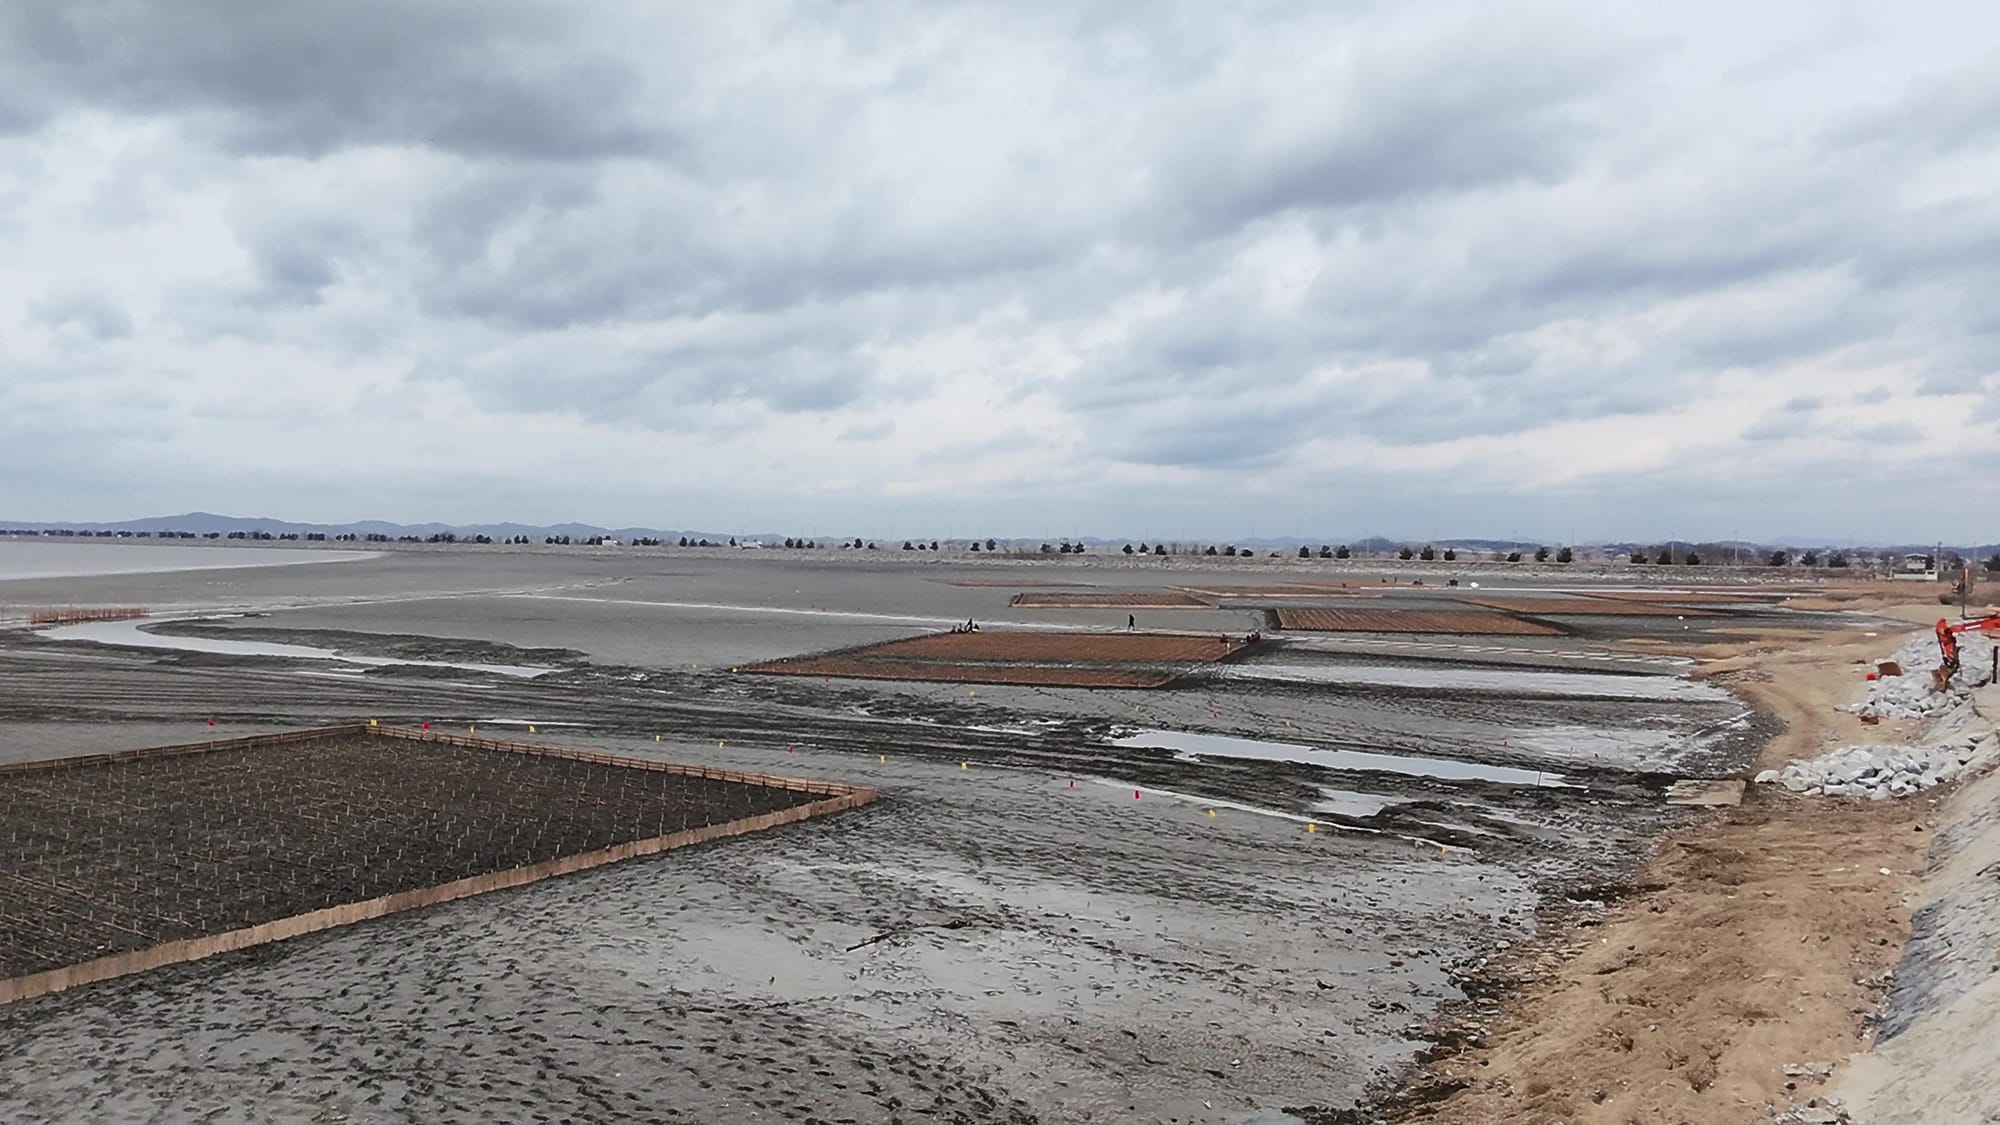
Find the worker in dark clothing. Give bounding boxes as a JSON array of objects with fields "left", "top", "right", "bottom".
[{"left": 1128, "top": 614, "right": 1136, "bottom": 630}]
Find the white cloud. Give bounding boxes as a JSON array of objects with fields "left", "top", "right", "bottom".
[{"left": 0, "top": 1, "right": 1996, "bottom": 540}]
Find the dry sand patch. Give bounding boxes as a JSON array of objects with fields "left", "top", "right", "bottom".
[{"left": 1387, "top": 612, "right": 1937, "bottom": 1123}]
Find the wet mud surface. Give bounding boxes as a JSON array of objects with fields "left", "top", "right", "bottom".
[{"left": 0, "top": 550, "right": 1809, "bottom": 1122}]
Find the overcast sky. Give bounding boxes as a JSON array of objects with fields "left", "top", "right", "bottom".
[{"left": 3, "top": 2, "right": 1997, "bottom": 541}]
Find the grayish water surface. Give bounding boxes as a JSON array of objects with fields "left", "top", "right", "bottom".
[
  {"left": 41, "top": 618, "right": 552, "bottom": 678},
  {"left": 0, "top": 541, "right": 372, "bottom": 581}
]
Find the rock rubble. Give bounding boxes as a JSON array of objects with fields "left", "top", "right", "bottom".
[
  {"left": 1836, "top": 630, "right": 1996, "bottom": 722},
  {"left": 1756, "top": 732, "right": 1997, "bottom": 799}
]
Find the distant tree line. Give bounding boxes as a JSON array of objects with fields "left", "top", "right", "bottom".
[{"left": 3, "top": 525, "right": 1992, "bottom": 574}]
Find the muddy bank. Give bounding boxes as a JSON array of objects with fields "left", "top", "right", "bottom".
[
  {"left": 0, "top": 729, "right": 1541, "bottom": 1123},
  {"left": 1375, "top": 616, "right": 1950, "bottom": 1124},
  {"left": 1835, "top": 687, "right": 2000, "bottom": 1123},
  {"left": 0, "top": 553, "right": 1808, "bottom": 1122},
  {"left": 144, "top": 618, "right": 590, "bottom": 666}
]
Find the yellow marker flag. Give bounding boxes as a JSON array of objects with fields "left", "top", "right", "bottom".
[
  {"left": 654, "top": 734, "right": 661, "bottom": 742},
  {"left": 1307, "top": 823, "right": 1317, "bottom": 834},
  {"left": 961, "top": 761, "right": 969, "bottom": 770},
  {"left": 529, "top": 725, "right": 536, "bottom": 733},
  {"left": 879, "top": 754, "right": 886, "bottom": 763},
  {"left": 1206, "top": 809, "right": 1216, "bottom": 818},
  {"left": 368, "top": 718, "right": 378, "bottom": 727}
]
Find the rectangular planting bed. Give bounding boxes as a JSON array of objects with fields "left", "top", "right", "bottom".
[{"left": 0, "top": 726, "right": 874, "bottom": 1004}]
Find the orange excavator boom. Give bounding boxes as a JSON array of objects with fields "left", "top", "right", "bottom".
[{"left": 1934, "top": 614, "right": 2000, "bottom": 691}]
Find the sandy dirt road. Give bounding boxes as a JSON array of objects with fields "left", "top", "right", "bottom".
[{"left": 1388, "top": 608, "right": 1950, "bottom": 1123}]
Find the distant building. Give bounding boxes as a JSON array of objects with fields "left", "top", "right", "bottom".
[{"left": 1894, "top": 553, "right": 1938, "bottom": 581}]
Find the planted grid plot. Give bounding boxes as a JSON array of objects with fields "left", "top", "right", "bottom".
[
  {"left": 742, "top": 630, "right": 1250, "bottom": 688},
  {"left": 1464, "top": 597, "right": 1716, "bottom": 618},
  {"left": 0, "top": 728, "right": 872, "bottom": 1003},
  {"left": 1010, "top": 591, "right": 1211, "bottom": 608},
  {"left": 1273, "top": 608, "right": 1563, "bottom": 636}
]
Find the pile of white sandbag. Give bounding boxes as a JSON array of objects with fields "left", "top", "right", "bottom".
[
  {"left": 1837, "top": 629, "right": 1997, "bottom": 721},
  {"left": 1755, "top": 732, "right": 1997, "bottom": 799}
]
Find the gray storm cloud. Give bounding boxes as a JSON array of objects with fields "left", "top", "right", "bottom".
[{"left": 0, "top": 1, "right": 1995, "bottom": 539}]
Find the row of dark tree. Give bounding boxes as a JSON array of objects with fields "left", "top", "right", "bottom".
[{"left": 5, "top": 526, "right": 1998, "bottom": 572}]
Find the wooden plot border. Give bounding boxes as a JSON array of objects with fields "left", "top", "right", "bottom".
[{"left": 0, "top": 726, "right": 874, "bottom": 1006}]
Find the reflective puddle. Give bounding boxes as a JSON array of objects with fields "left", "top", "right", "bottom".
[
  {"left": 1110, "top": 728, "right": 1571, "bottom": 787},
  {"left": 1313, "top": 788, "right": 1412, "bottom": 818}
]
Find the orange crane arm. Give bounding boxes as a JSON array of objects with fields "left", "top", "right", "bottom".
[
  {"left": 1950, "top": 614, "right": 2000, "bottom": 635},
  {"left": 1936, "top": 613, "right": 2000, "bottom": 690}
]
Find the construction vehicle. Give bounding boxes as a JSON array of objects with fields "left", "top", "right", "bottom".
[
  {"left": 1939, "top": 559, "right": 1976, "bottom": 606},
  {"left": 1933, "top": 613, "right": 2000, "bottom": 691}
]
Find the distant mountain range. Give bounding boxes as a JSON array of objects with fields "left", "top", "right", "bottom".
[
  {"left": 0, "top": 512, "right": 741, "bottom": 544},
  {"left": 0, "top": 513, "right": 1994, "bottom": 559}
]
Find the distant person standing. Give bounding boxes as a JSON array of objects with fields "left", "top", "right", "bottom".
[{"left": 1128, "top": 614, "right": 1136, "bottom": 630}]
